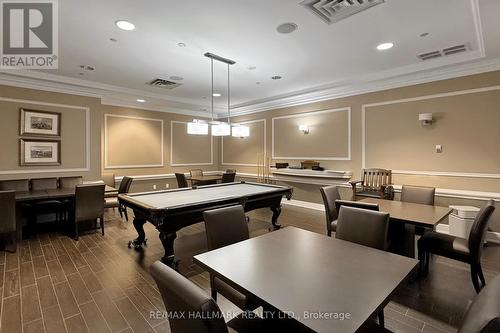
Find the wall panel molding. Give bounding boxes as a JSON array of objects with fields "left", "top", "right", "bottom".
[
  {"left": 221, "top": 119, "right": 266, "bottom": 167},
  {"left": 362, "top": 85, "right": 500, "bottom": 179},
  {"left": 0, "top": 97, "right": 90, "bottom": 175},
  {"left": 104, "top": 114, "right": 164, "bottom": 169},
  {"left": 271, "top": 107, "right": 351, "bottom": 160},
  {"left": 170, "top": 120, "right": 213, "bottom": 167}
]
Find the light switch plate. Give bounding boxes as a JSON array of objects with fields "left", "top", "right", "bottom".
[
  {"left": 435, "top": 145, "right": 442, "bottom": 153},
  {"left": 153, "top": 184, "right": 157, "bottom": 190}
]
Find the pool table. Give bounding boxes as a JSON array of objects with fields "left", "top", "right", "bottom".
[{"left": 118, "top": 181, "right": 293, "bottom": 267}]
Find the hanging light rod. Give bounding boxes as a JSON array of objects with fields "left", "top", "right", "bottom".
[{"left": 204, "top": 52, "right": 236, "bottom": 65}]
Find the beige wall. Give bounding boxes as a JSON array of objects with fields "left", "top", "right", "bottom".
[{"left": 224, "top": 70, "right": 500, "bottom": 231}]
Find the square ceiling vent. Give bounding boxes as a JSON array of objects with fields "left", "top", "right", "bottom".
[
  {"left": 147, "top": 78, "right": 182, "bottom": 89},
  {"left": 300, "top": 0, "right": 385, "bottom": 25}
]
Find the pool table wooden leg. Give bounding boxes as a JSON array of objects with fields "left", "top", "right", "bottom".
[
  {"left": 270, "top": 205, "right": 282, "bottom": 230},
  {"left": 160, "top": 231, "right": 179, "bottom": 270},
  {"left": 128, "top": 215, "right": 148, "bottom": 249}
]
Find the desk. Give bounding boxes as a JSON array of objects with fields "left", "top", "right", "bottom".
[
  {"left": 119, "top": 181, "right": 292, "bottom": 267},
  {"left": 360, "top": 198, "right": 452, "bottom": 257},
  {"left": 190, "top": 175, "right": 222, "bottom": 185},
  {"left": 194, "top": 227, "right": 418, "bottom": 333}
]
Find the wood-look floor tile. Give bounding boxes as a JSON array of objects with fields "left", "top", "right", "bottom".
[
  {"left": 80, "top": 301, "right": 112, "bottom": 333},
  {"left": 81, "top": 236, "right": 98, "bottom": 249},
  {"left": 124, "top": 286, "right": 165, "bottom": 327},
  {"left": 66, "top": 314, "right": 90, "bottom": 333},
  {"left": 29, "top": 239, "right": 43, "bottom": 258},
  {"left": 132, "top": 275, "right": 165, "bottom": 312},
  {"left": 1, "top": 295, "right": 22, "bottom": 333},
  {"left": 42, "top": 305, "right": 66, "bottom": 333},
  {"left": 0, "top": 252, "right": 5, "bottom": 265},
  {"left": 82, "top": 251, "right": 104, "bottom": 273},
  {"left": 39, "top": 233, "right": 51, "bottom": 245},
  {"left": 24, "top": 318, "right": 45, "bottom": 333},
  {"left": 67, "top": 273, "right": 93, "bottom": 304},
  {"left": 47, "top": 259, "right": 66, "bottom": 284},
  {"left": 5, "top": 251, "right": 19, "bottom": 271},
  {"left": 52, "top": 239, "right": 68, "bottom": 257},
  {"left": 59, "top": 254, "right": 78, "bottom": 276},
  {"left": 32, "top": 256, "right": 49, "bottom": 278},
  {"left": 21, "top": 285, "right": 42, "bottom": 323},
  {"left": 68, "top": 249, "right": 88, "bottom": 268},
  {"left": 37, "top": 276, "right": 58, "bottom": 308},
  {"left": 95, "top": 269, "right": 126, "bottom": 300},
  {"left": 92, "top": 290, "right": 129, "bottom": 332},
  {"left": 42, "top": 244, "right": 57, "bottom": 261},
  {"left": 78, "top": 266, "right": 104, "bottom": 293},
  {"left": 114, "top": 297, "right": 155, "bottom": 333},
  {"left": 3, "top": 269, "right": 20, "bottom": 298},
  {"left": 153, "top": 321, "right": 170, "bottom": 333},
  {"left": 20, "top": 246, "right": 32, "bottom": 263},
  {"left": 0, "top": 264, "right": 4, "bottom": 287},
  {"left": 20, "top": 262, "right": 36, "bottom": 287},
  {"left": 54, "top": 281, "right": 80, "bottom": 318}
]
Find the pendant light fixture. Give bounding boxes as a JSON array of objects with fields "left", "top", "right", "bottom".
[{"left": 187, "top": 52, "right": 249, "bottom": 138}]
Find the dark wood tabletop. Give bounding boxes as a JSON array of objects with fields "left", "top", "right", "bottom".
[
  {"left": 360, "top": 198, "right": 452, "bottom": 227},
  {"left": 14, "top": 185, "right": 117, "bottom": 202},
  {"left": 193, "top": 227, "right": 418, "bottom": 333}
]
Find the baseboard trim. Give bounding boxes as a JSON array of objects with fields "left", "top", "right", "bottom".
[{"left": 284, "top": 199, "right": 500, "bottom": 244}]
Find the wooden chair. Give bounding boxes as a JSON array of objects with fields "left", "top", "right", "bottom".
[
  {"left": 350, "top": 169, "right": 394, "bottom": 200},
  {"left": 221, "top": 172, "right": 236, "bottom": 183},
  {"left": 104, "top": 176, "right": 133, "bottom": 221},
  {"left": 189, "top": 169, "right": 203, "bottom": 177}
]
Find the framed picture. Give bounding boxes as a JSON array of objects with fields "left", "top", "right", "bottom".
[
  {"left": 20, "top": 109, "right": 61, "bottom": 136},
  {"left": 20, "top": 139, "right": 61, "bottom": 166}
]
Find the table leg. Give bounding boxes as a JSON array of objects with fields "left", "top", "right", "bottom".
[
  {"left": 270, "top": 205, "right": 282, "bottom": 230},
  {"left": 128, "top": 215, "right": 148, "bottom": 249},
  {"left": 388, "top": 221, "right": 416, "bottom": 258},
  {"left": 159, "top": 231, "right": 179, "bottom": 269}
]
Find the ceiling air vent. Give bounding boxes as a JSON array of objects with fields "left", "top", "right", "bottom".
[
  {"left": 300, "top": 0, "right": 385, "bottom": 25},
  {"left": 417, "top": 44, "right": 469, "bottom": 61},
  {"left": 147, "top": 78, "right": 182, "bottom": 89}
]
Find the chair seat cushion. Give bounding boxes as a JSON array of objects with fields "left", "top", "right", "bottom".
[
  {"left": 330, "top": 219, "right": 338, "bottom": 233},
  {"left": 213, "top": 276, "right": 259, "bottom": 311},
  {"left": 418, "top": 231, "right": 470, "bottom": 262},
  {"left": 355, "top": 191, "right": 384, "bottom": 198},
  {"left": 104, "top": 197, "right": 119, "bottom": 208}
]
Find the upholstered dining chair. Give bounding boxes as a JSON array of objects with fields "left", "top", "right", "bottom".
[
  {"left": 59, "top": 176, "right": 83, "bottom": 189},
  {"left": 102, "top": 173, "right": 115, "bottom": 187},
  {"left": 74, "top": 184, "right": 105, "bottom": 240},
  {"left": 175, "top": 173, "right": 188, "bottom": 188},
  {"left": 225, "top": 169, "right": 236, "bottom": 173},
  {"left": 190, "top": 169, "right": 203, "bottom": 177},
  {"left": 0, "top": 179, "right": 32, "bottom": 240},
  {"left": 0, "top": 190, "right": 17, "bottom": 252},
  {"left": 401, "top": 185, "right": 435, "bottom": 205},
  {"left": 0, "top": 179, "right": 30, "bottom": 191},
  {"left": 150, "top": 261, "right": 301, "bottom": 333},
  {"left": 319, "top": 186, "right": 341, "bottom": 236},
  {"left": 104, "top": 176, "right": 133, "bottom": 221},
  {"left": 336, "top": 205, "right": 390, "bottom": 327},
  {"left": 418, "top": 200, "right": 495, "bottom": 293},
  {"left": 221, "top": 172, "right": 236, "bottom": 183},
  {"left": 30, "top": 177, "right": 64, "bottom": 225},
  {"left": 203, "top": 205, "right": 259, "bottom": 311}
]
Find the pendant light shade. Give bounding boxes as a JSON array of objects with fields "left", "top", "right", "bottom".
[
  {"left": 211, "top": 122, "right": 231, "bottom": 136},
  {"left": 187, "top": 120, "right": 209, "bottom": 135},
  {"left": 231, "top": 125, "right": 250, "bottom": 138}
]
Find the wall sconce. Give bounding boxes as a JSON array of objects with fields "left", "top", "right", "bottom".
[
  {"left": 418, "top": 113, "right": 433, "bottom": 126},
  {"left": 298, "top": 124, "right": 310, "bottom": 134}
]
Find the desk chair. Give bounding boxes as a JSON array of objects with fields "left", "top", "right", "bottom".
[
  {"left": 418, "top": 200, "right": 495, "bottom": 293},
  {"left": 104, "top": 176, "right": 133, "bottom": 221},
  {"left": 320, "top": 186, "right": 341, "bottom": 236},
  {"left": 175, "top": 173, "right": 188, "bottom": 188},
  {"left": 203, "top": 205, "right": 258, "bottom": 311},
  {"left": 74, "top": 184, "right": 105, "bottom": 240},
  {"left": 336, "top": 206, "right": 390, "bottom": 327}
]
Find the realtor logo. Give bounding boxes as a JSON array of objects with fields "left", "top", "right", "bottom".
[{"left": 1, "top": 0, "right": 58, "bottom": 69}]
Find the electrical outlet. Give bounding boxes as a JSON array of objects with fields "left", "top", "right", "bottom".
[
  {"left": 165, "top": 184, "right": 169, "bottom": 188},
  {"left": 435, "top": 145, "right": 442, "bottom": 153},
  {"left": 153, "top": 184, "right": 157, "bottom": 190}
]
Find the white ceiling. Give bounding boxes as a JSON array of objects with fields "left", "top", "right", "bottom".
[{"left": 1, "top": 0, "right": 500, "bottom": 116}]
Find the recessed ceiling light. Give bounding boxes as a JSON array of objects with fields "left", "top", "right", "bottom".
[
  {"left": 212, "top": 93, "right": 221, "bottom": 97},
  {"left": 115, "top": 20, "right": 135, "bottom": 31},
  {"left": 109, "top": 38, "right": 118, "bottom": 42},
  {"left": 271, "top": 75, "right": 282, "bottom": 80},
  {"left": 256, "top": 82, "right": 261, "bottom": 85},
  {"left": 248, "top": 66, "right": 256, "bottom": 70},
  {"left": 136, "top": 99, "right": 145, "bottom": 103},
  {"left": 376, "top": 42, "right": 394, "bottom": 51},
  {"left": 177, "top": 42, "right": 186, "bottom": 47},
  {"left": 277, "top": 22, "right": 298, "bottom": 34},
  {"left": 420, "top": 32, "right": 429, "bottom": 38},
  {"left": 169, "top": 76, "right": 184, "bottom": 81}
]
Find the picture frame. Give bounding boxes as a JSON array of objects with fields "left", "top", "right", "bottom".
[
  {"left": 19, "top": 139, "right": 61, "bottom": 166},
  {"left": 19, "top": 108, "right": 61, "bottom": 137}
]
